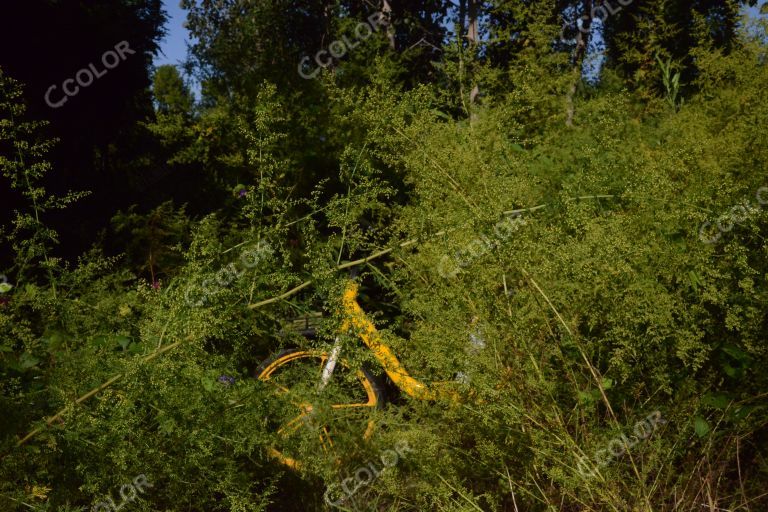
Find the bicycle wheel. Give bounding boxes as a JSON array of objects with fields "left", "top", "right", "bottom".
[{"left": 256, "top": 348, "right": 386, "bottom": 470}]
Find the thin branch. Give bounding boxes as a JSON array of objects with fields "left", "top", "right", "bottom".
[
  {"left": 11, "top": 338, "right": 187, "bottom": 451},
  {"left": 247, "top": 280, "right": 314, "bottom": 309},
  {"left": 246, "top": 195, "right": 616, "bottom": 309}
]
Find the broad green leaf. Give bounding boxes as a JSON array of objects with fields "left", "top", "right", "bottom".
[
  {"left": 694, "top": 417, "right": 711, "bottom": 438},
  {"left": 701, "top": 393, "right": 730, "bottom": 409},
  {"left": 159, "top": 418, "right": 176, "bottom": 434},
  {"left": 730, "top": 406, "right": 752, "bottom": 422},
  {"left": 577, "top": 391, "right": 594, "bottom": 405},
  {"left": 432, "top": 109, "right": 452, "bottom": 120},
  {"left": 722, "top": 363, "right": 740, "bottom": 378},
  {"left": 43, "top": 330, "right": 67, "bottom": 351},
  {"left": 201, "top": 376, "right": 216, "bottom": 392},
  {"left": 116, "top": 335, "right": 132, "bottom": 350},
  {"left": 19, "top": 353, "right": 40, "bottom": 369},
  {"left": 721, "top": 344, "right": 750, "bottom": 363},
  {"left": 688, "top": 270, "right": 699, "bottom": 292},
  {"left": 92, "top": 335, "right": 110, "bottom": 347}
]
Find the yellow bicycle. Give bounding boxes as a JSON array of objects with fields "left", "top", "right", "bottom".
[{"left": 255, "top": 280, "right": 459, "bottom": 469}]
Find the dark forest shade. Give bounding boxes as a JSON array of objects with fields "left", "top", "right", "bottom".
[{"left": 0, "top": 0, "right": 166, "bottom": 258}]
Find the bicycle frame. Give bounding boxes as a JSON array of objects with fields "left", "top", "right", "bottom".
[
  {"left": 339, "top": 281, "right": 458, "bottom": 402},
  {"left": 318, "top": 336, "right": 342, "bottom": 391},
  {"left": 258, "top": 279, "right": 458, "bottom": 470}
]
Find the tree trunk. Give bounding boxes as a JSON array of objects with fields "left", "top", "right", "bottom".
[
  {"left": 382, "top": 0, "right": 395, "bottom": 50},
  {"left": 565, "top": 0, "right": 592, "bottom": 127},
  {"left": 467, "top": 0, "right": 479, "bottom": 123},
  {"left": 467, "top": 0, "right": 479, "bottom": 43}
]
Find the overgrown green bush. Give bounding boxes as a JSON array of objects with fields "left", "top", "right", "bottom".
[{"left": 2, "top": 8, "right": 768, "bottom": 512}]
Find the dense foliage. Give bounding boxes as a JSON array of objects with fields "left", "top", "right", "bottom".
[{"left": 1, "top": 1, "right": 767, "bottom": 511}]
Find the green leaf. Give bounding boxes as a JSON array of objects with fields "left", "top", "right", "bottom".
[
  {"left": 701, "top": 393, "right": 730, "bottom": 409},
  {"left": 159, "top": 417, "right": 176, "bottom": 434},
  {"left": 432, "top": 109, "right": 452, "bottom": 121},
  {"left": 91, "top": 335, "right": 110, "bottom": 348},
  {"left": 721, "top": 344, "right": 750, "bottom": 363},
  {"left": 201, "top": 376, "right": 216, "bottom": 392},
  {"left": 232, "top": 183, "right": 247, "bottom": 197},
  {"left": 602, "top": 377, "right": 614, "bottom": 390},
  {"left": 19, "top": 353, "right": 40, "bottom": 369},
  {"left": 694, "top": 417, "right": 711, "bottom": 438},
  {"left": 761, "top": 2, "right": 768, "bottom": 14},
  {"left": 730, "top": 406, "right": 752, "bottom": 422},
  {"left": 116, "top": 335, "right": 132, "bottom": 350},
  {"left": 722, "top": 362, "right": 740, "bottom": 378},
  {"left": 688, "top": 270, "right": 700, "bottom": 292},
  {"left": 43, "top": 330, "right": 67, "bottom": 351},
  {"left": 0, "top": 282, "right": 12, "bottom": 293}
]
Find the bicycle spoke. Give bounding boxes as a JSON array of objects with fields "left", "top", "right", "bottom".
[
  {"left": 277, "top": 411, "right": 312, "bottom": 438},
  {"left": 260, "top": 378, "right": 290, "bottom": 394},
  {"left": 319, "top": 425, "right": 335, "bottom": 454},
  {"left": 258, "top": 349, "right": 380, "bottom": 468}
]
